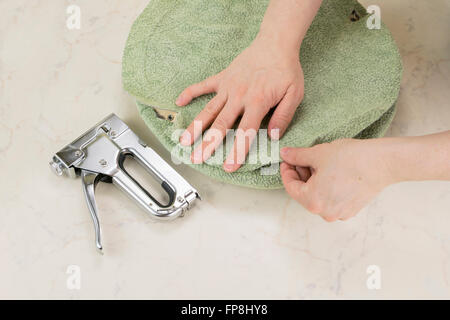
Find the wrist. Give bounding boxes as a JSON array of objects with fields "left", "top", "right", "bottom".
[
  {"left": 377, "top": 136, "right": 426, "bottom": 185},
  {"left": 255, "top": 30, "right": 301, "bottom": 59},
  {"left": 364, "top": 137, "right": 410, "bottom": 187},
  {"left": 256, "top": 0, "right": 322, "bottom": 58}
]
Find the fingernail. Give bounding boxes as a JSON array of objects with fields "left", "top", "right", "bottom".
[
  {"left": 179, "top": 133, "right": 190, "bottom": 146},
  {"left": 175, "top": 95, "right": 183, "bottom": 106},
  {"left": 270, "top": 127, "right": 281, "bottom": 140},
  {"left": 280, "top": 147, "right": 289, "bottom": 157},
  {"left": 223, "top": 162, "right": 235, "bottom": 172},
  {"left": 191, "top": 149, "right": 203, "bottom": 164}
]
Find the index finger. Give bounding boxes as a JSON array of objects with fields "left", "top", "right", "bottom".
[{"left": 280, "top": 162, "right": 310, "bottom": 208}]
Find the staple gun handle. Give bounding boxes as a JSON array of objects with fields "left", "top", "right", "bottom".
[
  {"left": 111, "top": 169, "right": 183, "bottom": 220},
  {"left": 81, "top": 171, "right": 103, "bottom": 253}
]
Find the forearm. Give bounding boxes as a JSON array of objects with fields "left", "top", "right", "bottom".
[
  {"left": 256, "top": 0, "right": 322, "bottom": 55},
  {"left": 381, "top": 131, "right": 450, "bottom": 183}
]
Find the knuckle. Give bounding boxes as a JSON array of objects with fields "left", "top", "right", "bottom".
[
  {"left": 232, "top": 83, "right": 247, "bottom": 97},
  {"left": 273, "top": 111, "right": 291, "bottom": 126},
  {"left": 238, "top": 84, "right": 248, "bottom": 94},
  {"left": 215, "top": 71, "right": 225, "bottom": 81},
  {"left": 332, "top": 138, "right": 351, "bottom": 146},
  {"left": 322, "top": 215, "right": 338, "bottom": 223},
  {"left": 213, "top": 117, "right": 228, "bottom": 132},
  {"left": 296, "top": 87, "right": 304, "bottom": 101},
  {"left": 184, "top": 87, "right": 193, "bottom": 97},
  {"left": 237, "top": 125, "right": 257, "bottom": 139},
  {"left": 204, "top": 100, "right": 218, "bottom": 115},
  {"left": 307, "top": 199, "right": 323, "bottom": 214},
  {"left": 311, "top": 143, "right": 328, "bottom": 152},
  {"left": 248, "top": 93, "right": 267, "bottom": 107},
  {"left": 199, "top": 80, "right": 209, "bottom": 89},
  {"left": 203, "top": 76, "right": 215, "bottom": 88}
]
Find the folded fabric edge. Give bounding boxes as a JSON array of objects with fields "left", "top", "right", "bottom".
[{"left": 137, "top": 101, "right": 397, "bottom": 189}]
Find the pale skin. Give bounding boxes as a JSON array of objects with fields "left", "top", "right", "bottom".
[
  {"left": 176, "top": 0, "right": 322, "bottom": 170},
  {"left": 175, "top": 0, "right": 450, "bottom": 221},
  {"left": 280, "top": 132, "right": 450, "bottom": 222}
]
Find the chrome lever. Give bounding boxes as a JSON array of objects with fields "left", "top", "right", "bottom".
[
  {"left": 81, "top": 171, "right": 103, "bottom": 253},
  {"left": 49, "top": 113, "right": 200, "bottom": 253}
]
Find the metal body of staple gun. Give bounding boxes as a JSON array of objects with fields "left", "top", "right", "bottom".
[{"left": 49, "top": 114, "right": 200, "bottom": 253}]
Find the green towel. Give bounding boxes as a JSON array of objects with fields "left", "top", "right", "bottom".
[{"left": 122, "top": 0, "right": 402, "bottom": 189}]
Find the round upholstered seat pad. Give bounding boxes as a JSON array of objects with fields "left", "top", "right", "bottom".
[{"left": 122, "top": 0, "right": 402, "bottom": 189}]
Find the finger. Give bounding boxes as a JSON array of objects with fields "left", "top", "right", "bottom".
[
  {"left": 280, "top": 162, "right": 300, "bottom": 183},
  {"left": 280, "top": 146, "right": 316, "bottom": 167},
  {"left": 179, "top": 94, "right": 227, "bottom": 146},
  {"left": 280, "top": 162, "right": 310, "bottom": 207},
  {"left": 191, "top": 102, "right": 242, "bottom": 164},
  {"left": 176, "top": 75, "right": 219, "bottom": 106},
  {"left": 268, "top": 85, "right": 303, "bottom": 139},
  {"left": 223, "top": 110, "right": 264, "bottom": 172},
  {"left": 322, "top": 215, "right": 339, "bottom": 223},
  {"left": 295, "top": 166, "right": 312, "bottom": 182}
]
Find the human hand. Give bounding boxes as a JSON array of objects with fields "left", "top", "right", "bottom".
[
  {"left": 280, "top": 138, "right": 396, "bottom": 222},
  {"left": 176, "top": 35, "right": 304, "bottom": 172}
]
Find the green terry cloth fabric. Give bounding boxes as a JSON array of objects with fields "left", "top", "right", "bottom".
[{"left": 122, "top": 0, "right": 402, "bottom": 189}]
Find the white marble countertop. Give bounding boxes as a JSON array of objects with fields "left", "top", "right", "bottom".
[{"left": 0, "top": 0, "right": 449, "bottom": 299}]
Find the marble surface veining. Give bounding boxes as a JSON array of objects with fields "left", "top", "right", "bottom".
[{"left": 0, "top": 0, "right": 449, "bottom": 299}]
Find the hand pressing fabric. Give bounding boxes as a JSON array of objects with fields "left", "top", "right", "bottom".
[
  {"left": 280, "top": 132, "right": 450, "bottom": 222},
  {"left": 175, "top": 0, "right": 323, "bottom": 172},
  {"left": 176, "top": 37, "right": 304, "bottom": 171}
]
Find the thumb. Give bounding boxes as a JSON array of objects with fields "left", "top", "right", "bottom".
[
  {"left": 280, "top": 146, "right": 316, "bottom": 167},
  {"left": 175, "top": 74, "right": 219, "bottom": 106}
]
